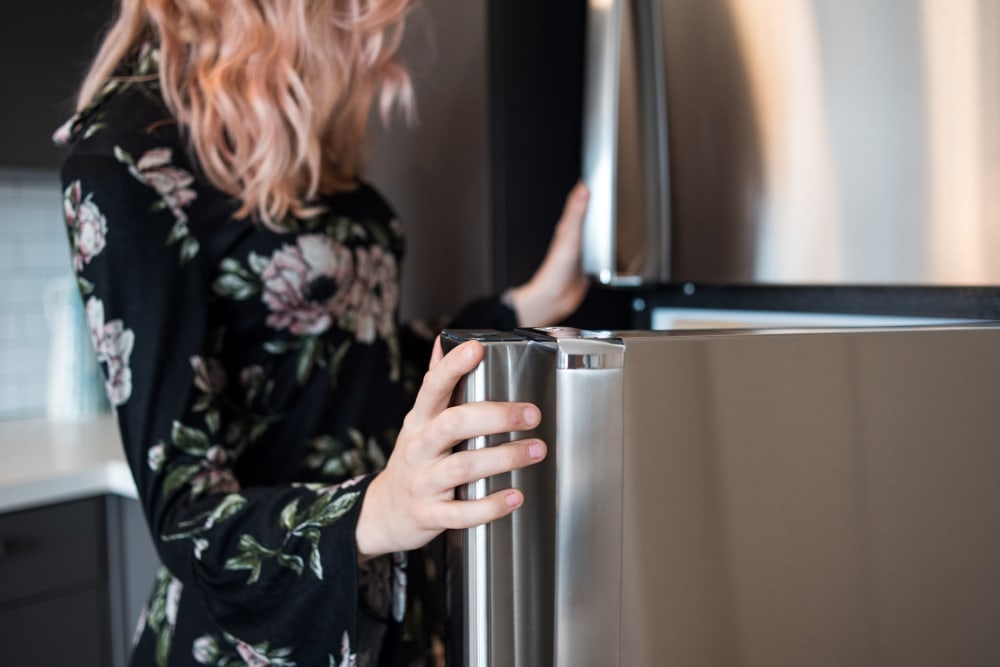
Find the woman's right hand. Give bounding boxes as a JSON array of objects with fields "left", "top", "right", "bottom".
[{"left": 355, "top": 338, "right": 547, "bottom": 560}]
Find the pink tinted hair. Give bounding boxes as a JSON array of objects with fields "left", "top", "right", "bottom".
[{"left": 77, "top": 0, "right": 414, "bottom": 227}]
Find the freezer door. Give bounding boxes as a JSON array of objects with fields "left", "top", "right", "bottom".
[{"left": 618, "top": 326, "right": 1000, "bottom": 666}]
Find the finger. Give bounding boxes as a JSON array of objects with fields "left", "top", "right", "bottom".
[
  {"left": 437, "top": 489, "right": 527, "bottom": 530},
  {"left": 410, "top": 340, "right": 484, "bottom": 421},
  {"left": 559, "top": 181, "right": 590, "bottom": 229},
  {"left": 431, "top": 439, "right": 547, "bottom": 490},
  {"left": 548, "top": 183, "right": 589, "bottom": 263},
  {"left": 425, "top": 402, "right": 541, "bottom": 457},
  {"left": 429, "top": 336, "right": 444, "bottom": 370}
]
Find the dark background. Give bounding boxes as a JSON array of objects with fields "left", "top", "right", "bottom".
[{"left": 1, "top": 1, "right": 115, "bottom": 169}]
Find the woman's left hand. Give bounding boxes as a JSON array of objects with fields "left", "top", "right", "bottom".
[{"left": 506, "top": 182, "right": 591, "bottom": 327}]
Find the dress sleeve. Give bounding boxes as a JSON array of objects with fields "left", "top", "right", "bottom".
[{"left": 62, "top": 152, "right": 369, "bottom": 658}]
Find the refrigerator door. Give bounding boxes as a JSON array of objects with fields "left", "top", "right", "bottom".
[
  {"left": 620, "top": 324, "right": 1000, "bottom": 666},
  {"left": 448, "top": 324, "right": 1000, "bottom": 667},
  {"left": 583, "top": 0, "right": 1000, "bottom": 285}
]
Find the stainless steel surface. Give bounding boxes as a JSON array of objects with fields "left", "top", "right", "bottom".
[
  {"left": 443, "top": 331, "right": 558, "bottom": 667},
  {"left": 618, "top": 325, "right": 1000, "bottom": 666},
  {"left": 447, "top": 324, "right": 1000, "bottom": 666},
  {"left": 554, "top": 337, "right": 625, "bottom": 667},
  {"left": 583, "top": 0, "right": 1000, "bottom": 285},
  {"left": 583, "top": 0, "right": 671, "bottom": 285}
]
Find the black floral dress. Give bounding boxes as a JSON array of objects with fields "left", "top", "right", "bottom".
[{"left": 55, "top": 46, "right": 514, "bottom": 667}]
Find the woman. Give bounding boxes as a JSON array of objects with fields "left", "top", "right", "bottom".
[{"left": 55, "top": 0, "right": 588, "bottom": 665}]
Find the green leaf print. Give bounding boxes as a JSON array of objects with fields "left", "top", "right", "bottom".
[
  {"left": 280, "top": 498, "right": 300, "bottom": 532},
  {"left": 247, "top": 251, "right": 270, "bottom": 275},
  {"left": 77, "top": 275, "right": 95, "bottom": 297},
  {"left": 225, "top": 534, "right": 274, "bottom": 584},
  {"left": 204, "top": 408, "right": 221, "bottom": 436},
  {"left": 224, "top": 491, "right": 360, "bottom": 585},
  {"left": 173, "top": 494, "right": 248, "bottom": 532},
  {"left": 264, "top": 339, "right": 292, "bottom": 355},
  {"left": 155, "top": 625, "right": 172, "bottom": 667},
  {"left": 327, "top": 339, "right": 352, "bottom": 389},
  {"left": 162, "top": 463, "right": 202, "bottom": 497},
  {"left": 163, "top": 494, "right": 247, "bottom": 543},
  {"left": 171, "top": 421, "right": 211, "bottom": 456},
  {"left": 296, "top": 336, "right": 322, "bottom": 385},
  {"left": 113, "top": 145, "right": 136, "bottom": 167},
  {"left": 212, "top": 272, "right": 258, "bottom": 301},
  {"left": 306, "top": 529, "right": 323, "bottom": 580},
  {"left": 82, "top": 122, "right": 106, "bottom": 140},
  {"left": 179, "top": 237, "right": 200, "bottom": 263},
  {"left": 275, "top": 552, "right": 305, "bottom": 577}
]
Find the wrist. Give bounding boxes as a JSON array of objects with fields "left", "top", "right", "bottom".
[
  {"left": 355, "top": 472, "right": 390, "bottom": 563},
  {"left": 505, "top": 282, "right": 551, "bottom": 328}
]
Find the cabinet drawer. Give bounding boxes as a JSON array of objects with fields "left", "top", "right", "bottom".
[
  {"left": 0, "top": 586, "right": 108, "bottom": 665},
  {"left": 0, "top": 496, "right": 104, "bottom": 606}
]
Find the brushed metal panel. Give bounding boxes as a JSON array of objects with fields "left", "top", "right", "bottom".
[
  {"left": 445, "top": 331, "right": 558, "bottom": 667},
  {"left": 618, "top": 326, "right": 1000, "bottom": 666},
  {"left": 553, "top": 339, "right": 625, "bottom": 667},
  {"left": 585, "top": 0, "right": 1000, "bottom": 285}
]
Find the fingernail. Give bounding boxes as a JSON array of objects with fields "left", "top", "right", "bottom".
[
  {"left": 506, "top": 492, "right": 522, "bottom": 508},
  {"left": 527, "top": 441, "right": 545, "bottom": 459},
  {"left": 464, "top": 343, "right": 477, "bottom": 360},
  {"left": 522, "top": 406, "right": 540, "bottom": 426}
]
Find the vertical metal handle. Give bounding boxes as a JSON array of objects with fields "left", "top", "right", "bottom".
[{"left": 581, "top": 0, "right": 672, "bottom": 285}]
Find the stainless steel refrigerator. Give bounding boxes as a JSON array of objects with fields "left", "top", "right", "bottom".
[
  {"left": 582, "top": 0, "right": 1000, "bottom": 287},
  {"left": 447, "top": 0, "right": 1000, "bottom": 663},
  {"left": 444, "top": 323, "right": 1000, "bottom": 666}
]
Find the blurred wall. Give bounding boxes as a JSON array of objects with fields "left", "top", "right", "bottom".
[{"left": 367, "top": 0, "right": 492, "bottom": 322}]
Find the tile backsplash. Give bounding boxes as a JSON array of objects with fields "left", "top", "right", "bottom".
[{"left": 0, "top": 169, "right": 78, "bottom": 418}]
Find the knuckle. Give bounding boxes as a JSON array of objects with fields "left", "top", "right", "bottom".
[
  {"left": 447, "top": 453, "right": 476, "bottom": 482},
  {"left": 437, "top": 408, "right": 463, "bottom": 438}
]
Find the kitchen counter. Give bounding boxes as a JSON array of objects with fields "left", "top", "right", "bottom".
[{"left": 0, "top": 415, "right": 135, "bottom": 514}]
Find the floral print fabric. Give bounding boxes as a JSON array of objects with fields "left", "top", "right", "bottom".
[{"left": 56, "top": 48, "right": 516, "bottom": 667}]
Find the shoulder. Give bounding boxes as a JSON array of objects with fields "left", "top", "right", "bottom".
[
  {"left": 329, "top": 181, "right": 399, "bottom": 224},
  {"left": 59, "top": 81, "right": 186, "bottom": 167}
]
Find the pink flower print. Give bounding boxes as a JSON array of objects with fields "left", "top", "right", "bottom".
[
  {"left": 148, "top": 442, "right": 166, "bottom": 471},
  {"left": 52, "top": 117, "right": 75, "bottom": 146},
  {"left": 116, "top": 145, "right": 198, "bottom": 223},
  {"left": 261, "top": 234, "right": 355, "bottom": 336},
  {"left": 131, "top": 147, "right": 198, "bottom": 222},
  {"left": 337, "top": 632, "right": 357, "bottom": 667},
  {"left": 85, "top": 297, "right": 136, "bottom": 406},
  {"left": 165, "top": 577, "right": 183, "bottom": 627},
  {"left": 190, "top": 356, "right": 226, "bottom": 394},
  {"left": 63, "top": 180, "right": 108, "bottom": 271},
  {"left": 190, "top": 466, "right": 239, "bottom": 496},
  {"left": 192, "top": 635, "right": 218, "bottom": 664},
  {"left": 350, "top": 245, "right": 399, "bottom": 344},
  {"left": 235, "top": 641, "right": 272, "bottom": 667}
]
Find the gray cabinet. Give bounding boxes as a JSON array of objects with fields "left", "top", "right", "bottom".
[{"left": 0, "top": 495, "right": 158, "bottom": 666}]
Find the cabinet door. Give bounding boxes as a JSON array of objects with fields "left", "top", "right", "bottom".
[
  {"left": 106, "top": 494, "right": 160, "bottom": 666},
  {"left": 0, "top": 496, "right": 104, "bottom": 606},
  {"left": 0, "top": 587, "right": 109, "bottom": 665}
]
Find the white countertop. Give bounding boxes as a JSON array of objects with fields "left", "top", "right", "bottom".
[{"left": 0, "top": 416, "right": 136, "bottom": 514}]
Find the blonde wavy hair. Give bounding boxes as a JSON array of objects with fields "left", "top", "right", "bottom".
[{"left": 78, "top": 0, "right": 414, "bottom": 226}]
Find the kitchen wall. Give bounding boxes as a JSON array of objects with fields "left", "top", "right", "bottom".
[
  {"left": 0, "top": 0, "right": 491, "bottom": 418},
  {"left": 368, "top": 0, "right": 491, "bottom": 322},
  {"left": 0, "top": 169, "right": 72, "bottom": 418}
]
